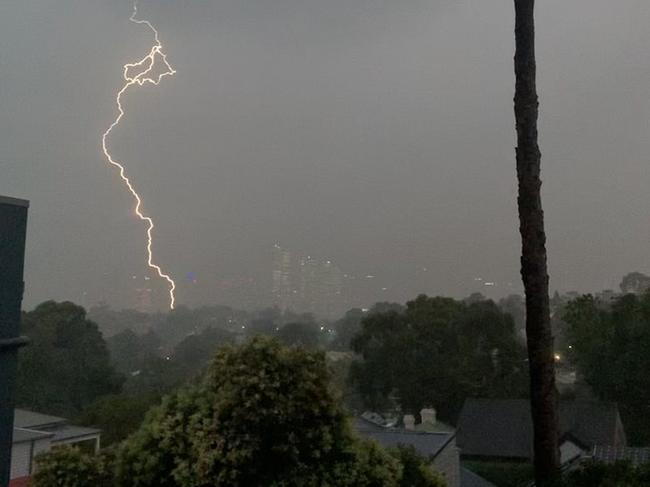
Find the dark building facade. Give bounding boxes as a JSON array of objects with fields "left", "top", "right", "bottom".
[{"left": 0, "top": 195, "right": 29, "bottom": 486}]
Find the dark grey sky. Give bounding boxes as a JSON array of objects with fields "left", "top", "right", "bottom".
[{"left": 1, "top": 0, "right": 649, "bottom": 310}]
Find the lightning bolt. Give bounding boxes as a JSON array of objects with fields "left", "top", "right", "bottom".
[{"left": 102, "top": 0, "right": 177, "bottom": 309}]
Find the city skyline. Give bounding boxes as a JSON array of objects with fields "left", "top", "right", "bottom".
[{"left": 2, "top": 0, "right": 649, "bottom": 310}]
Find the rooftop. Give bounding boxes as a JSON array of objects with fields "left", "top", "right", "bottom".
[
  {"left": 592, "top": 446, "right": 650, "bottom": 466},
  {"left": 12, "top": 427, "right": 54, "bottom": 444},
  {"left": 14, "top": 409, "right": 67, "bottom": 430},
  {"left": 354, "top": 417, "right": 456, "bottom": 459},
  {"left": 460, "top": 467, "right": 496, "bottom": 487},
  {"left": 51, "top": 424, "right": 101, "bottom": 443},
  {"left": 457, "top": 399, "right": 624, "bottom": 460}
]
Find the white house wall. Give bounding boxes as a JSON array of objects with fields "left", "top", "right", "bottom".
[
  {"left": 9, "top": 443, "right": 30, "bottom": 480},
  {"left": 10, "top": 438, "right": 52, "bottom": 480}
]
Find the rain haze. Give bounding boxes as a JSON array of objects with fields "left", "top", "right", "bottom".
[{"left": 1, "top": 0, "right": 649, "bottom": 311}]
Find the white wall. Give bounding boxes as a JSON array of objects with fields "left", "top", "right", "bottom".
[
  {"left": 10, "top": 438, "right": 52, "bottom": 480},
  {"left": 10, "top": 443, "right": 30, "bottom": 480}
]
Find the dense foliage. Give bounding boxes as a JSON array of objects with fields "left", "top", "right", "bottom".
[
  {"left": 390, "top": 445, "right": 446, "bottom": 487},
  {"left": 32, "top": 446, "right": 113, "bottom": 487},
  {"left": 350, "top": 295, "right": 528, "bottom": 420},
  {"left": 16, "top": 301, "right": 123, "bottom": 417},
  {"left": 563, "top": 293, "right": 650, "bottom": 444},
  {"left": 114, "top": 337, "right": 403, "bottom": 486},
  {"left": 562, "top": 461, "right": 650, "bottom": 487},
  {"left": 34, "top": 337, "right": 446, "bottom": 486},
  {"left": 276, "top": 321, "right": 321, "bottom": 348},
  {"left": 79, "top": 393, "right": 159, "bottom": 446}
]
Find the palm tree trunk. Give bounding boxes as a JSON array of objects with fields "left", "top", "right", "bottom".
[{"left": 513, "top": 0, "right": 559, "bottom": 484}]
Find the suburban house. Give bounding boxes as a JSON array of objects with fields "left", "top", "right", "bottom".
[
  {"left": 456, "top": 398, "right": 626, "bottom": 464},
  {"left": 10, "top": 409, "right": 101, "bottom": 487},
  {"left": 355, "top": 408, "right": 494, "bottom": 487}
]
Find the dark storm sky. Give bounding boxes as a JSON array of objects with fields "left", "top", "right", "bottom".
[{"left": 1, "top": 0, "right": 649, "bottom": 309}]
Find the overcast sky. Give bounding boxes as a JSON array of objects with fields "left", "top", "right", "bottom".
[{"left": 1, "top": 0, "right": 649, "bottom": 310}]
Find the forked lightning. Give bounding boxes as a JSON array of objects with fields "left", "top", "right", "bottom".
[{"left": 101, "top": 0, "right": 177, "bottom": 309}]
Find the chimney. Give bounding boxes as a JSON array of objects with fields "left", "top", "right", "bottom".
[
  {"left": 420, "top": 408, "right": 437, "bottom": 425},
  {"left": 403, "top": 414, "right": 415, "bottom": 430}
]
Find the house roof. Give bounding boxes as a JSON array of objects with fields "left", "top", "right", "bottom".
[
  {"left": 12, "top": 427, "right": 54, "bottom": 444},
  {"left": 460, "top": 467, "right": 496, "bottom": 487},
  {"left": 457, "top": 399, "right": 623, "bottom": 460},
  {"left": 354, "top": 418, "right": 456, "bottom": 459},
  {"left": 11, "top": 410, "right": 100, "bottom": 446},
  {"left": 51, "top": 424, "right": 101, "bottom": 443},
  {"left": 14, "top": 409, "right": 67, "bottom": 430},
  {"left": 592, "top": 446, "right": 650, "bottom": 466}
]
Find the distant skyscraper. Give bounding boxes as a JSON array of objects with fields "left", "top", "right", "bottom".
[
  {"left": 271, "top": 245, "right": 347, "bottom": 318},
  {"left": 135, "top": 287, "right": 153, "bottom": 312},
  {"left": 271, "top": 244, "right": 293, "bottom": 311},
  {"left": 299, "top": 256, "right": 344, "bottom": 319}
]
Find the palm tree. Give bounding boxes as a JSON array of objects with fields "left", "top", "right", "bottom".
[{"left": 513, "top": 0, "right": 559, "bottom": 484}]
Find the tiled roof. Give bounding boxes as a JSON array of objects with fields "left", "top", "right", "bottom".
[
  {"left": 457, "top": 399, "right": 623, "bottom": 460},
  {"left": 592, "top": 446, "right": 650, "bottom": 466},
  {"left": 354, "top": 418, "right": 455, "bottom": 459},
  {"left": 460, "top": 467, "right": 496, "bottom": 487}
]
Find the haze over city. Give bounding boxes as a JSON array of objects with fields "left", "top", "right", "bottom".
[{"left": 1, "top": 0, "right": 649, "bottom": 311}]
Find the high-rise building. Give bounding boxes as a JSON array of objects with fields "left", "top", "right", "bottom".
[
  {"left": 299, "top": 256, "right": 344, "bottom": 319},
  {"left": 271, "top": 245, "right": 348, "bottom": 318},
  {"left": 271, "top": 244, "right": 293, "bottom": 311},
  {"left": 135, "top": 287, "right": 153, "bottom": 312}
]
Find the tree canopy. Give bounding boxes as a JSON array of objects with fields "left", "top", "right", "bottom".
[
  {"left": 113, "top": 337, "right": 404, "bottom": 486},
  {"left": 350, "top": 294, "right": 527, "bottom": 420},
  {"left": 619, "top": 272, "right": 650, "bottom": 295},
  {"left": 276, "top": 321, "right": 321, "bottom": 348},
  {"left": 16, "top": 301, "right": 123, "bottom": 417},
  {"left": 35, "top": 337, "right": 446, "bottom": 486},
  {"left": 563, "top": 293, "right": 650, "bottom": 444}
]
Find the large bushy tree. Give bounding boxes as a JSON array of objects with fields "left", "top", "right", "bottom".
[
  {"left": 36, "top": 337, "right": 447, "bottom": 486},
  {"left": 563, "top": 460, "right": 650, "bottom": 487},
  {"left": 114, "top": 337, "right": 403, "bottom": 486},
  {"left": 16, "top": 301, "right": 123, "bottom": 416},
  {"left": 32, "top": 446, "right": 114, "bottom": 487},
  {"left": 563, "top": 293, "right": 650, "bottom": 444},
  {"left": 350, "top": 295, "right": 527, "bottom": 421}
]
